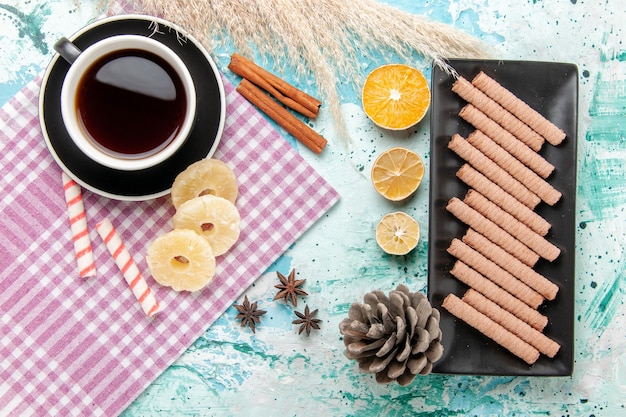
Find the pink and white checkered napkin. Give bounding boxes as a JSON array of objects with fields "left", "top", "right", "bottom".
[{"left": 0, "top": 73, "right": 339, "bottom": 416}]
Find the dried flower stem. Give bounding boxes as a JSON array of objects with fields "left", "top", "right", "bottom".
[{"left": 129, "top": 0, "right": 492, "bottom": 143}]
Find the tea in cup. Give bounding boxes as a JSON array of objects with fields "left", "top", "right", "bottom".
[{"left": 55, "top": 35, "right": 196, "bottom": 171}]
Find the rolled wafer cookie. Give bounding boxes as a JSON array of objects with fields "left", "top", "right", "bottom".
[
  {"left": 96, "top": 218, "right": 160, "bottom": 318},
  {"left": 472, "top": 71, "right": 566, "bottom": 146},
  {"left": 447, "top": 238, "right": 544, "bottom": 308},
  {"left": 462, "top": 289, "right": 560, "bottom": 358},
  {"left": 442, "top": 293, "right": 540, "bottom": 365},
  {"left": 62, "top": 172, "right": 96, "bottom": 278},
  {"left": 462, "top": 228, "right": 559, "bottom": 300},
  {"left": 446, "top": 197, "right": 540, "bottom": 267},
  {"left": 452, "top": 76, "right": 544, "bottom": 151},
  {"left": 464, "top": 190, "right": 561, "bottom": 262},
  {"left": 459, "top": 105, "right": 555, "bottom": 179},
  {"left": 448, "top": 134, "right": 540, "bottom": 209},
  {"left": 450, "top": 261, "right": 548, "bottom": 330},
  {"left": 456, "top": 164, "right": 551, "bottom": 236},
  {"left": 467, "top": 130, "right": 562, "bottom": 206}
]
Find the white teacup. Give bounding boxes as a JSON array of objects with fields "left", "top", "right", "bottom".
[{"left": 55, "top": 35, "right": 196, "bottom": 171}]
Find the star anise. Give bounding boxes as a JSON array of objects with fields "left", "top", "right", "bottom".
[
  {"left": 292, "top": 305, "right": 321, "bottom": 336},
  {"left": 273, "top": 269, "right": 308, "bottom": 307},
  {"left": 233, "top": 295, "right": 266, "bottom": 333}
]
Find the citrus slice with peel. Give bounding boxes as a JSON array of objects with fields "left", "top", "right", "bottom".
[
  {"left": 173, "top": 195, "right": 241, "bottom": 256},
  {"left": 371, "top": 147, "right": 424, "bottom": 201},
  {"left": 146, "top": 229, "right": 216, "bottom": 292},
  {"left": 171, "top": 158, "right": 238, "bottom": 210},
  {"left": 362, "top": 64, "right": 430, "bottom": 130},
  {"left": 376, "top": 211, "right": 420, "bottom": 255}
]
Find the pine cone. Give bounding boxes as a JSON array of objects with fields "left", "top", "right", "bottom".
[{"left": 339, "top": 284, "right": 444, "bottom": 386}]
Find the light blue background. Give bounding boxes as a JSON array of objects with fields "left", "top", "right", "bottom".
[{"left": 1, "top": 0, "right": 624, "bottom": 415}]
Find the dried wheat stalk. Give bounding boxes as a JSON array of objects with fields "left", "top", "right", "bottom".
[{"left": 127, "top": 0, "right": 492, "bottom": 143}]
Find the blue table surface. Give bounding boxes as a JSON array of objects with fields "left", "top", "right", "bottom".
[{"left": 1, "top": 1, "right": 625, "bottom": 416}]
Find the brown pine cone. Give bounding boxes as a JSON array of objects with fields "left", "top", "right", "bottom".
[{"left": 339, "top": 284, "right": 444, "bottom": 386}]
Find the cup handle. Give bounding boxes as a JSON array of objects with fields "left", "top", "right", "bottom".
[{"left": 54, "top": 37, "right": 82, "bottom": 64}]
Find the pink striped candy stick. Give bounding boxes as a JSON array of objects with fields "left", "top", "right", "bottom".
[
  {"left": 96, "top": 218, "right": 161, "bottom": 318},
  {"left": 62, "top": 172, "right": 96, "bottom": 278}
]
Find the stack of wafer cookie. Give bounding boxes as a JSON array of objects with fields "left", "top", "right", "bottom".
[{"left": 441, "top": 71, "right": 565, "bottom": 365}]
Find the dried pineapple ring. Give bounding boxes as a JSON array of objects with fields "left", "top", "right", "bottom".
[
  {"left": 171, "top": 158, "right": 238, "bottom": 209},
  {"left": 146, "top": 229, "right": 216, "bottom": 292},
  {"left": 173, "top": 195, "right": 241, "bottom": 256}
]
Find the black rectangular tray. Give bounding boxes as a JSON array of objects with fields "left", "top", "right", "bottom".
[{"left": 427, "top": 59, "right": 578, "bottom": 376}]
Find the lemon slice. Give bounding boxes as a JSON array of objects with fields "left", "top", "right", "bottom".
[
  {"left": 376, "top": 212, "right": 420, "bottom": 255},
  {"left": 171, "top": 158, "right": 238, "bottom": 209},
  {"left": 362, "top": 64, "right": 430, "bottom": 130},
  {"left": 371, "top": 147, "right": 424, "bottom": 201},
  {"left": 173, "top": 195, "right": 241, "bottom": 256},
  {"left": 146, "top": 229, "right": 216, "bottom": 292}
]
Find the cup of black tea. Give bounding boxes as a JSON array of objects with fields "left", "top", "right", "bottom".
[{"left": 55, "top": 35, "right": 196, "bottom": 171}]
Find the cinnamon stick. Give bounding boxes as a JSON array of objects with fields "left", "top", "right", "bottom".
[
  {"left": 229, "top": 53, "right": 322, "bottom": 119},
  {"left": 236, "top": 78, "right": 327, "bottom": 154}
]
